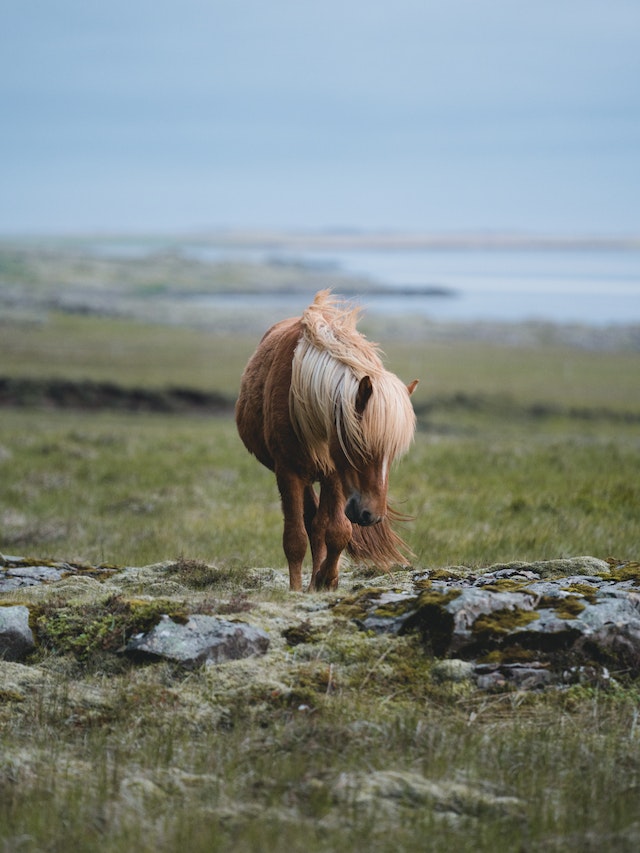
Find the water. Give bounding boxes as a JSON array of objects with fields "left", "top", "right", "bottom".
[
  {"left": 185, "top": 244, "right": 640, "bottom": 326},
  {"left": 86, "top": 238, "right": 640, "bottom": 326}
]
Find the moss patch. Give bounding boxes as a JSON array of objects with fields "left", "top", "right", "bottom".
[
  {"left": 282, "top": 620, "right": 319, "bottom": 647},
  {"left": 472, "top": 607, "right": 540, "bottom": 637},
  {"left": 415, "top": 588, "right": 462, "bottom": 608},
  {"left": 414, "top": 567, "right": 470, "bottom": 586},
  {"left": 538, "top": 594, "right": 587, "bottom": 620},
  {"left": 478, "top": 578, "right": 533, "bottom": 594},
  {"left": 31, "top": 595, "right": 191, "bottom": 662},
  {"left": 561, "top": 583, "right": 599, "bottom": 604},
  {"left": 604, "top": 561, "right": 640, "bottom": 584},
  {"left": 331, "top": 588, "right": 396, "bottom": 621},
  {"left": 480, "top": 647, "right": 540, "bottom": 664}
]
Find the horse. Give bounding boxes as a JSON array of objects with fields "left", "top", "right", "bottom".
[{"left": 235, "top": 290, "right": 418, "bottom": 591}]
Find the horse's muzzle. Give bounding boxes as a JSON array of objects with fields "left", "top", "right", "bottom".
[{"left": 345, "top": 494, "right": 381, "bottom": 526}]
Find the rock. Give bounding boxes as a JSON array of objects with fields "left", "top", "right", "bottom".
[
  {"left": 0, "top": 606, "right": 36, "bottom": 661},
  {"left": 0, "top": 565, "right": 65, "bottom": 592},
  {"left": 473, "top": 662, "right": 554, "bottom": 691},
  {"left": 339, "top": 558, "right": 640, "bottom": 684},
  {"left": 488, "top": 556, "right": 611, "bottom": 578},
  {"left": 431, "top": 659, "right": 475, "bottom": 683},
  {"left": 0, "top": 554, "right": 118, "bottom": 592},
  {"left": 125, "top": 614, "right": 270, "bottom": 667}
]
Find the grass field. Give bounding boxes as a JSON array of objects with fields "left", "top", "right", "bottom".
[
  {"left": 1, "top": 262, "right": 640, "bottom": 851},
  {"left": 1, "top": 407, "right": 639, "bottom": 571},
  {"left": 1, "top": 309, "right": 639, "bottom": 569}
]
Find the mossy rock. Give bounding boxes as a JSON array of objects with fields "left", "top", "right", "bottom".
[
  {"left": 538, "top": 594, "right": 587, "bottom": 620},
  {"left": 331, "top": 588, "right": 405, "bottom": 622},
  {"left": 486, "top": 557, "right": 610, "bottom": 579},
  {"left": 398, "top": 589, "right": 463, "bottom": 657},
  {"left": 472, "top": 608, "right": 541, "bottom": 637},
  {"left": 603, "top": 561, "right": 640, "bottom": 584},
  {"left": 560, "top": 582, "right": 599, "bottom": 604},
  {"left": 477, "top": 578, "right": 534, "bottom": 594},
  {"left": 31, "top": 595, "right": 190, "bottom": 661}
]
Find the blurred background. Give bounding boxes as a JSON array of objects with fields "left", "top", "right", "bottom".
[
  {"left": 1, "top": 0, "right": 639, "bottom": 325},
  {"left": 1, "top": 0, "right": 639, "bottom": 592}
]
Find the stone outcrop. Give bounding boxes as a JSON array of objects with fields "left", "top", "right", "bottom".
[
  {"left": 2, "top": 553, "right": 639, "bottom": 688},
  {"left": 334, "top": 557, "right": 640, "bottom": 686},
  {"left": 125, "top": 613, "right": 270, "bottom": 666}
]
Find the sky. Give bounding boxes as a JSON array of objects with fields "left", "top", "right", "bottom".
[{"left": 2, "top": 0, "right": 639, "bottom": 236}]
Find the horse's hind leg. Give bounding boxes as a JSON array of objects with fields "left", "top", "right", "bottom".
[
  {"left": 303, "top": 484, "right": 326, "bottom": 568},
  {"left": 277, "top": 470, "right": 308, "bottom": 591},
  {"left": 303, "top": 484, "right": 318, "bottom": 535}
]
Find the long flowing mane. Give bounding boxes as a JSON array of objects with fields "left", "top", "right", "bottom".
[{"left": 289, "top": 290, "right": 416, "bottom": 471}]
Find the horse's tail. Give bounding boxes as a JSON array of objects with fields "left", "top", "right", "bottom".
[{"left": 347, "top": 507, "right": 415, "bottom": 569}]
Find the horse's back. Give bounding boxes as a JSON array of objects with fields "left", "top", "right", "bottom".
[{"left": 235, "top": 317, "right": 302, "bottom": 472}]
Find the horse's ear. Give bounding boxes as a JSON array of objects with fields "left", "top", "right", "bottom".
[
  {"left": 355, "top": 375, "right": 374, "bottom": 415},
  {"left": 407, "top": 379, "right": 419, "bottom": 396}
]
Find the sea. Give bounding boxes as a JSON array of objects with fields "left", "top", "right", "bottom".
[{"left": 88, "top": 238, "right": 640, "bottom": 327}]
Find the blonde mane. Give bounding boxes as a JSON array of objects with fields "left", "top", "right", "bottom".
[{"left": 289, "top": 290, "right": 416, "bottom": 472}]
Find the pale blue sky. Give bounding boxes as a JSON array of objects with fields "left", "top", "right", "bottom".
[{"left": 2, "top": 0, "right": 639, "bottom": 234}]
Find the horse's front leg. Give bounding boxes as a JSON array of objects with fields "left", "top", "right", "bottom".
[
  {"left": 309, "top": 476, "right": 352, "bottom": 592},
  {"left": 276, "top": 470, "right": 308, "bottom": 591}
]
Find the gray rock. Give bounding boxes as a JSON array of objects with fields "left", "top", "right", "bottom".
[
  {"left": 0, "top": 555, "right": 119, "bottom": 592},
  {"left": 474, "top": 662, "right": 554, "bottom": 691},
  {"left": 431, "top": 659, "right": 475, "bottom": 683},
  {"left": 125, "top": 614, "right": 270, "bottom": 667},
  {"left": 347, "top": 558, "right": 640, "bottom": 683},
  {"left": 443, "top": 586, "right": 538, "bottom": 653},
  {"left": 0, "top": 606, "right": 36, "bottom": 661},
  {"left": 483, "top": 556, "right": 611, "bottom": 578},
  {"left": 0, "top": 565, "right": 65, "bottom": 592}
]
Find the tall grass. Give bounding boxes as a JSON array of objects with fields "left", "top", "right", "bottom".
[{"left": 3, "top": 654, "right": 640, "bottom": 852}]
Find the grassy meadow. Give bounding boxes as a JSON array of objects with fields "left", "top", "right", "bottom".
[
  {"left": 1, "top": 309, "right": 639, "bottom": 569},
  {"left": 1, "top": 253, "right": 640, "bottom": 851}
]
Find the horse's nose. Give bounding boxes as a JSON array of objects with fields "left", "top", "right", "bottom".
[
  {"left": 359, "top": 508, "right": 376, "bottom": 526},
  {"left": 345, "top": 495, "right": 380, "bottom": 526}
]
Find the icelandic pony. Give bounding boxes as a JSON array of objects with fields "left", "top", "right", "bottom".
[{"left": 235, "top": 290, "right": 418, "bottom": 591}]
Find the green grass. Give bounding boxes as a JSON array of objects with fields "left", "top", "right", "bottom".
[
  {"left": 3, "top": 311, "right": 640, "bottom": 413},
  {"left": 0, "top": 312, "right": 253, "bottom": 394},
  {"left": 1, "top": 308, "right": 636, "bottom": 569},
  {"left": 0, "top": 409, "right": 638, "bottom": 569},
  {"left": 2, "top": 304, "right": 640, "bottom": 852},
  {"left": 0, "top": 410, "right": 280, "bottom": 567}
]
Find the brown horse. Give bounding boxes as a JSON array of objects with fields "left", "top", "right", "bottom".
[{"left": 235, "top": 290, "right": 418, "bottom": 591}]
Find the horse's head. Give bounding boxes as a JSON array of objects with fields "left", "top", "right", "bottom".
[{"left": 336, "top": 375, "right": 418, "bottom": 527}]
